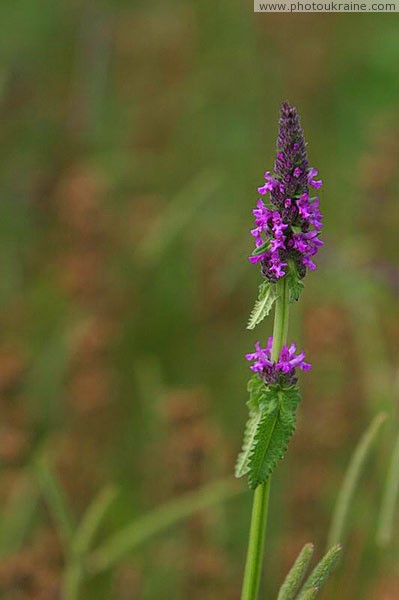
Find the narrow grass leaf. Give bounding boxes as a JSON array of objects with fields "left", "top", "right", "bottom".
[
  {"left": 136, "top": 171, "right": 221, "bottom": 264},
  {"left": 34, "top": 459, "right": 75, "bottom": 549},
  {"left": 62, "top": 486, "right": 117, "bottom": 600},
  {"left": 327, "top": 412, "right": 387, "bottom": 548},
  {"left": 0, "top": 473, "right": 39, "bottom": 556},
  {"left": 277, "top": 543, "right": 314, "bottom": 600},
  {"left": 247, "top": 281, "right": 278, "bottom": 330},
  {"left": 72, "top": 485, "right": 117, "bottom": 557},
  {"left": 376, "top": 431, "right": 399, "bottom": 547},
  {"left": 89, "top": 478, "right": 242, "bottom": 574},
  {"left": 297, "top": 544, "right": 342, "bottom": 599}
]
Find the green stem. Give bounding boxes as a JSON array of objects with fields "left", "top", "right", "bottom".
[
  {"left": 241, "top": 277, "right": 289, "bottom": 600},
  {"left": 271, "top": 277, "right": 289, "bottom": 362},
  {"left": 241, "top": 479, "right": 271, "bottom": 600}
]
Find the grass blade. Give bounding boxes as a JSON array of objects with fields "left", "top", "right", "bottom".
[
  {"left": 376, "top": 431, "right": 399, "bottom": 547},
  {"left": 89, "top": 478, "right": 242, "bottom": 574},
  {"left": 0, "top": 473, "right": 40, "bottom": 556},
  {"left": 62, "top": 485, "right": 117, "bottom": 600},
  {"left": 297, "top": 544, "right": 342, "bottom": 599},
  {"left": 34, "top": 458, "right": 75, "bottom": 549},
  {"left": 277, "top": 543, "right": 314, "bottom": 600},
  {"left": 327, "top": 412, "right": 387, "bottom": 548},
  {"left": 72, "top": 485, "right": 117, "bottom": 557},
  {"left": 136, "top": 171, "right": 221, "bottom": 264}
]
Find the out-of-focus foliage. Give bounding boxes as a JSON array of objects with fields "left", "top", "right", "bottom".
[{"left": 0, "top": 2, "right": 398, "bottom": 599}]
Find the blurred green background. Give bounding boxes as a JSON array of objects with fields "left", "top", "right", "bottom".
[{"left": 0, "top": 2, "right": 398, "bottom": 599}]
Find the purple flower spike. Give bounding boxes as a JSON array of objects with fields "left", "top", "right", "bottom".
[
  {"left": 246, "top": 337, "right": 311, "bottom": 386},
  {"left": 249, "top": 102, "right": 323, "bottom": 283}
]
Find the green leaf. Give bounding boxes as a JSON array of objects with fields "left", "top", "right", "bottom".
[
  {"left": 235, "top": 408, "right": 263, "bottom": 479},
  {"left": 88, "top": 478, "right": 242, "bottom": 574},
  {"left": 377, "top": 430, "right": 399, "bottom": 547},
  {"left": 235, "top": 377, "right": 264, "bottom": 478},
  {"left": 327, "top": 412, "right": 386, "bottom": 547},
  {"left": 277, "top": 543, "right": 314, "bottom": 600},
  {"left": 297, "top": 544, "right": 342, "bottom": 599},
  {"left": 62, "top": 486, "right": 118, "bottom": 600},
  {"left": 0, "top": 472, "right": 40, "bottom": 557},
  {"left": 247, "top": 281, "right": 278, "bottom": 330},
  {"left": 34, "top": 458, "right": 75, "bottom": 550},
  {"left": 248, "top": 386, "right": 301, "bottom": 490},
  {"left": 286, "top": 260, "right": 304, "bottom": 303},
  {"left": 72, "top": 486, "right": 117, "bottom": 558},
  {"left": 252, "top": 241, "right": 270, "bottom": 256},
  {"left": 298, "top": 587, "right": 319, "bottom": 600},
  {"left": 136, "top": 171, "right": 221, "bottom": 265},
  {"left": 247, "top": 375, "right": 267, "bottom": 411}
]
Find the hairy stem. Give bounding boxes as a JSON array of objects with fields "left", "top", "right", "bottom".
[
  {"left": 241, "top": 479, "right": 271, "bottom": 600},
  {"left": 271, "top": 277, "right": 289, "bottom": 362},
  {"left": 241, "top": 277, "right": 289, "bottom": 600}
]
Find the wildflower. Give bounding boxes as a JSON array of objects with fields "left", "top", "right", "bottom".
[
  {"left": 308, "top": 167, "right": 323, "bottom": 189},
  {"left": 246, "top": 337, "right": 311, "bottom": 386},
  {"left": 249, "top": 102, "right": 323, "bottom": 283}
]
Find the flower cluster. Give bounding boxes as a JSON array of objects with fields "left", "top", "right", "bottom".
[
  {"left": 249, "top": 102, "right": 323, "bottom": 282},
  {"left": 246, "top": 337, "right": 311, "bottom": 387}
]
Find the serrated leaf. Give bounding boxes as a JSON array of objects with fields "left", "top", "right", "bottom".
[
  {"left": 247, "top": 404, "right": 279, "bottom": 489},
  {"left": 297, "top": 545, "right": 342, "bottom": 599},
  {"left": 277, "top": 543, "right": 314, "bottom": 600},
  {"left": 286, "top": 260, "right": 304, "bottom": 303},
  {"left": 247, "top": 375, "right": 266, "bottom": 411},
  {"left": 235, "top": 377, "right": 267, "bottom": 478},
  {"left": 247, "top": 281, "right": 278, "bottom": 330},
  {"left": 248, "top": 386, "right": 301, "bottom": 489},
  {"left": 235, "top": 409, "right": 263, "bottom": 478}
]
